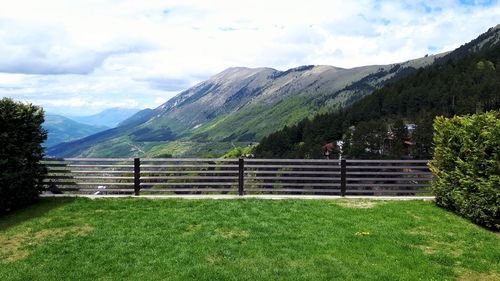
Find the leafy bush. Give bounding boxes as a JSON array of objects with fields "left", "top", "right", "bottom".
[
  {"left": 429, "top": 111, "right": 499, "bottom": 230},
  {"left": 222, "top": 145, "right": 256, "bottom": 159},
  {"left": 0, "top": 98, "right": 47, "bottom": 214}
]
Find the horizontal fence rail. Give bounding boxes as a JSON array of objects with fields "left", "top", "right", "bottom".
[
  {"left": 43, "top": 158, "right": 135, "bottom": 195},
  {"left": 41, "top": 158, "right": 433, "bottom": 196}
]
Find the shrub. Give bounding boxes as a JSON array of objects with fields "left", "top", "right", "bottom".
[
  {"left": 429, "top": 111, "right": 499, "bottom": 230},
  {"left": 0, "top": 98, "right": 47, "bottom": 214},
  {"left": 222, "top": 145, "right": 256, "bottom": 159}
]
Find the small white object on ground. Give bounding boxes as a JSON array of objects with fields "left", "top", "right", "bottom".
[{"left": 94, "top": 185, "right": 107, "bottom": 195}]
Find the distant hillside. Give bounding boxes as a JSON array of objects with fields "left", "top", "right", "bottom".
[
  {"left": 69, "top": 107, "right": 140, "bottom": 128},
  {"left": 255, "top": 25, "right": 500, "bottom": 159},
  {"left": 48, "top": 58, "right": 440, "bottom": 157},
  {"left": 48, "top": 25, "right": 499, "bottom": 158},
  {"left": 43, "top": 115, "right": 107, "bottom": 147}
]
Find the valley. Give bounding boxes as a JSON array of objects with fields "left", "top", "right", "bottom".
[{"left": 43, "top": 108, "right": 140, "bottom": 148}]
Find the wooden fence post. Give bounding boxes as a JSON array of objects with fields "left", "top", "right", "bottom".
[
  {"left": 340, "top": 158, "right": 346, "bottom": 197},
  {"left": 134, "top": 158, "right": 141, "bottom": 196},
  {"left": 238, "top": 158, "right": 244, "bottom": 196}
]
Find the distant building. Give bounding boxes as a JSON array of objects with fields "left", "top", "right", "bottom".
[
  {"left": 406, "top": 123, "right": 417, "bottom": 132},
  {"left": 322, "top": 143, "right": 335, "bottom": 159}
]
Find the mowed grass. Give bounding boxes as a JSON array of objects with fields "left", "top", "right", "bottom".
[{"left": 0, "top": 198, "right": 498, "bottom": 281}]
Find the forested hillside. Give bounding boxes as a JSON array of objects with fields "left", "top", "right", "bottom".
[
  {"left": 255, "top": 27, "right": 500, "bottom": 159},
  {"left": 48, "top": 59, "right": 435, "bottom": 158}
]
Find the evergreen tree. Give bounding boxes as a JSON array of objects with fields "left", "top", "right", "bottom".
[
  {"left": 390, "top": 119, "right": 408, "bottom": 158},
  {"left": 411, "top": 117, "right": 434, "bottom": 159},
  {"left": 0, "top": 98, "right": 47, "bottom": 213}
]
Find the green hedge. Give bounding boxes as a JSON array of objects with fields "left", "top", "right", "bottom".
[
  {"left": 0, "top": 98, "right": 47, "bottom": 214},
  {"left": 429, "top": 111, "right": 499, "bottom": 230}
]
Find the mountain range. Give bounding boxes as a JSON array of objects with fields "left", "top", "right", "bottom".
[
  {"left": 43, "top": 115, "right": 107, "bottom": 147},
  {"left": 68, "top": 107, "right": 140, "bottom": 128},
  {"left": 44, "top": 108, "right": 140, "bottom": 148},
  {"left": 47, "top": 25, "right": 500, "bottom": 158}
]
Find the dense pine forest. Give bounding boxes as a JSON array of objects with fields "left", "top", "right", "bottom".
[{"left": 255, "top": 33, "right": 500, "bottom": 159}]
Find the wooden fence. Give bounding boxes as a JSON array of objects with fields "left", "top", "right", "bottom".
[{"left": 42, "top": 158, "right": 433, "bottom": 196}]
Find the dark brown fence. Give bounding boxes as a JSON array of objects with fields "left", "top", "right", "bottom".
[{"left": 42, "top": 158, "right": 432, "bottom": 196}]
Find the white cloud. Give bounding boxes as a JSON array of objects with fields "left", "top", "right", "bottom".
[{"left": 0, "top": 0, "right": 499, "bottom": 115}]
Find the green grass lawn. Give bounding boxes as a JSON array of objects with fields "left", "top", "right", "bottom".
[{"left": 1, "top": 198, "right": 498, "bottom": 281}]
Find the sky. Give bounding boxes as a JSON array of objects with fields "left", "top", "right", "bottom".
[{"left": 0, "top": 0, "right": 499, "bottom": 116}]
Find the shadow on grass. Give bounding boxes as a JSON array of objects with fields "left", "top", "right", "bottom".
[
  {"left": 433, "top": 203, "right": 500, "bottom": 232},
  {"left": 0, "top": 197, "right": 76, "bottom": 231}
]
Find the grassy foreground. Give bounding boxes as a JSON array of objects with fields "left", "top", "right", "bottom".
[{"left": 0, "top": 198, "right": 498, "bottom": 281}]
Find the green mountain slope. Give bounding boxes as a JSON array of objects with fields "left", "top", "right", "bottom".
[
  {"left": 48, "top": 25, "right": 500, "bottom": 158},
  {"left": 47, "top": 59, "right": 439, "bottom": 157},
  {"left": 255, "top": 25, "right": 500, "bottom": 159},
  {"left": 43, "top": 115, "right": 107, "bottom": 147}
]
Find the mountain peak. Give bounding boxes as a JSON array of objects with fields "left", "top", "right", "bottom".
[{"left": 213, "top": 66, "right": 276, "bottom": 80}]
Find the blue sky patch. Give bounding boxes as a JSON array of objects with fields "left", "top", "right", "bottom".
[{"left": 459, "top": 0, "right": 496, "bottom": 6}]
